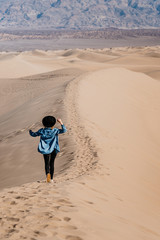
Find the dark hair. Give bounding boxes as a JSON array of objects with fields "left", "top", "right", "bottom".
[{"left": 42, "top": 116, "right": 56, "bottom": 128}]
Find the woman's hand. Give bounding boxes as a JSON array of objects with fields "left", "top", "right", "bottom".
[{"left": 57, "top": 118, "right": 63, "bottom": 125}]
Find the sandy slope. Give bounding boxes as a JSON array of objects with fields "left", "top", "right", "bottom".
[
  {"left": 73, "top": 68, "right": 160, "bottom": 239},
  {"left": 0, "top": 46, "right": 160, "bottom": 240}
]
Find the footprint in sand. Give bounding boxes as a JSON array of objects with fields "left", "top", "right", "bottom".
[
  {"left": 34, "top": 230, "right": 47, "bottom": 237},
  {"left": 13, "top": 223, "right": 18, "bottom": 228},
  {"left": 10, "top": 200, "right": 17, "bottom": 205},
  {"left": 8, "top": 191, "right": 17, "bottom": 194},
  {"left": 65, "top": 236, "right": 83, "bottom": 240},
  {"left": 4, "top": 228, "right": 19, "bottom": 238},
  {"left": 49, "top": 216, "right": 62, "bottom": 221},
  {"left": 7, "top": 217, "right": 20, "bottom": 222},
  {"left": 61, "top": 225, "right": 77, "bottom": 230},
  {"left": 42, "top": 224, "right": 49, "bottom": 228},
  {"left": 79, "top": 182, "right": 85, "bottom": 185},
  {"left": 15, "top": 195, "right": 27, "bottom": 200},
  {"left": 85, "top": 201, "right": 94, "bottom": 205},
  {"left": 57, "top": 199, "right": 72, "bottom": 205},
  {"left": 64, "top": 217, "right": 71, "bottom": 222}
]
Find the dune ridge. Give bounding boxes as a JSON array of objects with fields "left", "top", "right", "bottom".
[{"left": 0, "top": 46, "right": 160, "bottom": 240}]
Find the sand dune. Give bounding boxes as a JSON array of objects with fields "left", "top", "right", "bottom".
[
  {"left": 0, "top": 46, "right": 160, "bottom": 240},
  {"left": 62, "top": 49, "right": 81, "bottom": 57},
  {"left": 0, "top": 51, "right": 65, "bottom": 78},
  {"left": 77, "top": 51, "right": 115, "bottom": 62},
  {"left": 147, "top": 70, "right": 160, "bottom": 80}
]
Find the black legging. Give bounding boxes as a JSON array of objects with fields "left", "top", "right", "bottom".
[{"left": 43, "top": 149, "right": 57, "bottom": 179}]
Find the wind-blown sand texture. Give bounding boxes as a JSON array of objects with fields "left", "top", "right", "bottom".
[{"left": 0, "top": 46, "right": 160, "bottom": 240}]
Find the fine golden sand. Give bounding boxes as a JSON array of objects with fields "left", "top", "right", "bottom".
[{"left": 0, "top": 46, "right": 160, "bottom": 240}]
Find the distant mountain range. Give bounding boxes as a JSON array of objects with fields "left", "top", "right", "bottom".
[{"left": 0, "top": 0, "right": 160, "bottom": 29}]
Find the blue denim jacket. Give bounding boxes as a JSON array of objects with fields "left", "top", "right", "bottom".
[{"left": 29, "top": 125, "right": 67, "bottom": 154}]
